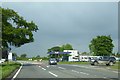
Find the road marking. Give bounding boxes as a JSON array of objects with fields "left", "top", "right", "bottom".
[
  {"left": 39, "top": 66, "right": 41, "bottom": 67},
  {"left": 42, "top": 68, "right": 46, "bottom": 70},
  {"left": 112, "top": 71, "right": 118, "bottom": 73},
  {"left": 48, "top": 71, "right": 58, "bottom": 77},
  {"left": 103, "top": 77, "right": 107, "bottom": 78},
  {"left": 79, "top": 72, "right": 89, "bottom": 75},
  {"left": 58, "top": 67, "right": 65, "bottom": 70},
  {"left": 47, "top": 66, "right": 49, "bottom": 68},
  {"left": 71, "top": 70, "right": 79, "bottom": 73},
  {"left": 12, "top": 63, "right": 23, "bottom": 80}
]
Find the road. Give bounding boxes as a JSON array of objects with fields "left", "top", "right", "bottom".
[{"left": 13, "top": 61, "right": 119, "bottom": 80}]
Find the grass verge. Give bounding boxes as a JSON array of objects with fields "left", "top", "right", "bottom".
[
  {"left": 1, "top": 61, "right": 21, "bottom": 79},
  {"left": 109, "top": 61, "right": 120, "bottom": 70}
]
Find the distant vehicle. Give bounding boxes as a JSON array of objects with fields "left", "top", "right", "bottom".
[
  {"left": 0, "top": 59, "right": 6, "bottom": 63},
  {"left": 49, "top": 58, "right": 57, "bottom": 65},
  {"left": 90, "top": 56, "right": 116, "bottom": 66}
]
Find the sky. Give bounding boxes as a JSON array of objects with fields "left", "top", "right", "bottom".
[{"left": 2, "top": 2, "right": 118, "bottom": 57}]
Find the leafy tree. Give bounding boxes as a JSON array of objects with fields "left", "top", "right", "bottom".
[
  {"left": 1, "top": 7, "right": 38, "bottom": 49},
  {"left": 20, "top": 54, "right": 27, "bottom": 58},
  {"left": 36, "top": 55, "right": 40, "bottom": 58},
  {"left": 61, "top": 44, "right": 73, "bottom": 51},
  {"left": 89, "top": 35, "right": 114, "bottom": 56},
  {"left": 116, "top": 52, "right": 120, "bottom": 57},
  {"left": 48, "top": 46, "right": 61, "bottom": 52},
  {"left": 81, "top": 52, "right": 89, "bottom": 55},
  {"left": 12, "top": 53, "right": 17, "bottom": 57}
]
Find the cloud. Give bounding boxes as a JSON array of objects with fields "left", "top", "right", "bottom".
[{"left": 3, "top": 2, "right": 118, "bottom": 57}]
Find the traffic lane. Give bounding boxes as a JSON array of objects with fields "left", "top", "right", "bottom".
[
  {"left": 16, "top": 63, "right": 55, "bottom": 78},
  {"left": 38, "top": 62, "right": 98, "bottom": 78},
  {"left": 44, "top": 65, "right": 100, "bottom": 78},
  {"left": 57, "top": 64, "right": 118, "bottom": 78}
]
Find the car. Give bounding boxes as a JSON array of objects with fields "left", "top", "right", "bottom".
[
  {"left": 49, "top": 58, "right": 57, "bottom": 65},
  {"left": 90, "top": 56, "right": 116, "bottom": 66},
  {"left": 0, "top": 59, "right": 6, "bottom": 63}
]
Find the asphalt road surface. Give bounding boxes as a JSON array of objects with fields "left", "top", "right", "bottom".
[{"left": 14, "top": 61, "right": 119, "bottom": 80}]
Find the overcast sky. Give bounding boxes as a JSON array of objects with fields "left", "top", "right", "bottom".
[{"left": 2, "top": 2, "right": 118, "bottom": 57}]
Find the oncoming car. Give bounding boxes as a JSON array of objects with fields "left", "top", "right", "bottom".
[{"left": 49, "top": 58, "right": 57, "bottom": 65}]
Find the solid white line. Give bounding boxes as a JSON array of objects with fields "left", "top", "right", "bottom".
[
  {"left": 11, "top": 63, "right": 23, "bottom": 80},
  {"left": 58, "top": 67, "right": 65, "bottom": 70},
  {"left": 48, "top": 71, "right": 58, "bottom": 77},
  {"left": 42, "top": 68, "right": 46, "bottom": 70}
]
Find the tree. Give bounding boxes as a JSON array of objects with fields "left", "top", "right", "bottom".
[
  {"left": 81, "top": 52, "right": 89, "bottom": 55},
  {"left": 89, "top": 35, "right": 114, "bottom": 56},
  {"left": 12, "top": 53, "right": 17, "bottom": 57},
  {"left": 1, "top": 7, "right": 38, "bottom": 49},
  {"left": 20, "top": 54, "right": 27, "bottom": 58},
  {"left": 36, "top": 55, "right": 40, "bottom": 58},
  {"left": 61, "top": 44, "right": 73, "bottom": 51},
  {"left": 48, "top": 46, "right": 61, "bottom": 52}
]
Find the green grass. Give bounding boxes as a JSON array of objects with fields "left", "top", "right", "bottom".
[
  {"left": 1, "top": 61, "right": 21, "bottom": 79},
  {"left": 58, "top": 61, "right": 89, "bottom": 65}
]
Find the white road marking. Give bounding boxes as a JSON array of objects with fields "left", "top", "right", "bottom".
[
  {"left": 79, "top": 72, "right": 89, "bottom": 75},
  {"left": 11, "top": 63, "right": 23, "bottom": 80},
  {"left": 58, "top": 67, "right": 66, "bottom": 70},
  {"left": 48, "top": 71, "right": 58, "bottom": 77},
  {"left": 47, "top": 66, "right": 49, "bottom": 68},
  {"left": 39, "top": 66, "right": 41, "bottom": 67},
  {"left": 103, "top": 77, "right": 107, "bottom": 78},
  {"left": 71, "top": 70, "right": 79, "bottom": 73},
  {"left": 42, "top": 68, "right": 46, "bottom": 70},
  {"left": 112, "top": 71, "right": 118, "bottom": 73}
]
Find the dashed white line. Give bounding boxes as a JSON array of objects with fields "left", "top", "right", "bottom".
[
  {"left": 112, "top": 71, "right": 118, "bottom": 73},
  {"left": 71, "top": 70, "right": 79, "bottom": 73},
  {"left": 42, "top": 68, "right": 46, "bottom": 70},
  {"left": 58, "top": 67, "right": 66, "bottom": 70},
  {"left": 79, "top": 72, "right": 89, "bottom": 75},
  {"left": 47, "top": 66, "right": 49, "bottom": 68},
  {"left": 48, "top": 71, "right": 58, "bottom": 77}
]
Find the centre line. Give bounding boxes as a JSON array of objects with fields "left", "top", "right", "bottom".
[{"left": 58, "top": 67, "right": 65, "bottom": 70}]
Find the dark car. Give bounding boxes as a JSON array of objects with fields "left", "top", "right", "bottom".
[
  {"left": 90, "top": 56, "right": 116, "bottom": 66},
  {"left": 49, "top": 58, "right": 57, "bottom": 65}
]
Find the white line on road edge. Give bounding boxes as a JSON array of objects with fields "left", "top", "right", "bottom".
[
  {"left": 11, "top": 63, "right": 23, "bottom": 80},
  {"left": 58, "top": 67, "right": 65, "bottom": 70},
  {"left": 48, "top": 71, "right": 58, "bottom": 77},
  {"left": 42, "top": 68, "right": 46, "bottom": 70}
]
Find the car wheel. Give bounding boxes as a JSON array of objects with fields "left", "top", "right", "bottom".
[
  {"left": 94, "top": 62, "right": 98, "bottom": 65},
  {"left": 109, "top": 62, "right": 113, "bottom": 66}
]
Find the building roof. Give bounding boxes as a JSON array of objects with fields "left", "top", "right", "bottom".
[{"left": 48, "top": 51, "right": 71, "bottom": 54}]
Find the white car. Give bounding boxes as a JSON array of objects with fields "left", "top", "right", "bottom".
[{"left": 0, "top": 59, "right": 5, "bottom": 63}]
